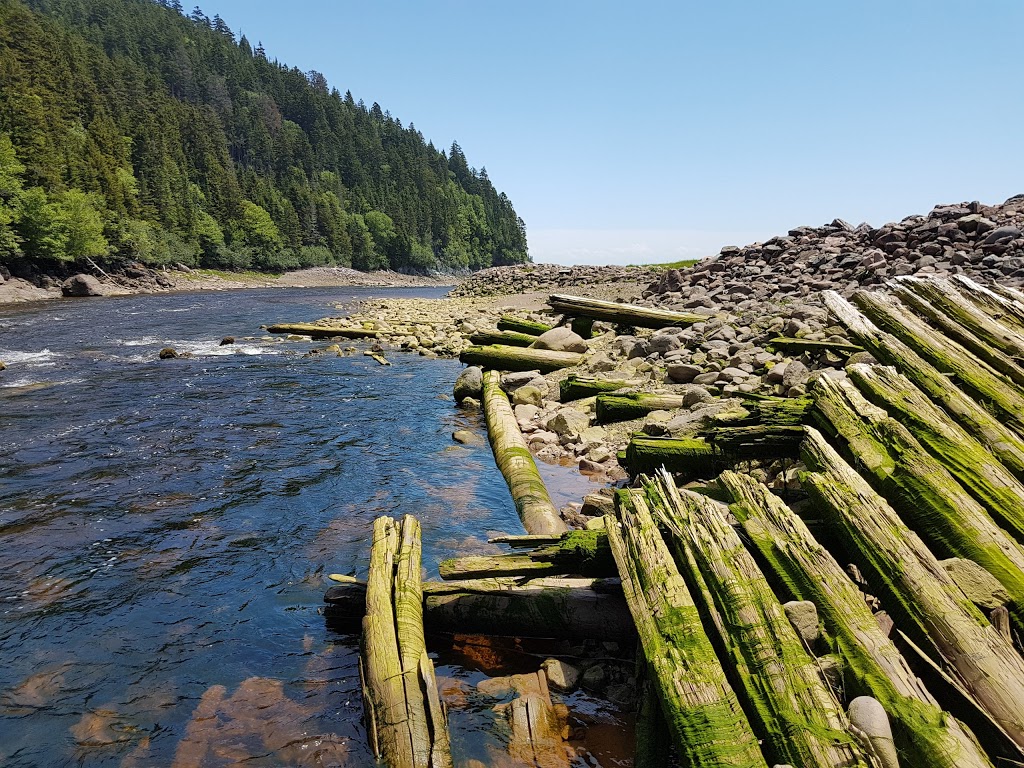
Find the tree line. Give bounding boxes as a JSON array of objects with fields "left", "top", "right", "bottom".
[{"left": 0, "top": 0, "right": 529, "bottom": 275}]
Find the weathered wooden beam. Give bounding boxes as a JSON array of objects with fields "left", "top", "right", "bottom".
[
  {"left": 595, "top": 392, "right": 686, "bottom": 423},
  {"left": 483, "top": 369, "right": 568, "bottom": 535},
  {"left": 559, "top": 374, "right": 642, "bottom": 402},
  {"left": 648, "top": 472, "right": 868, "bottom": 768},
  {"left": 459, "top": 344, "right": 583, "bottom": 373},
  {"left": 721, "top": 470, "right": 993, "bottom": 768},
  {"left": 326, "top": 576, "right": 635, "bottom": 643},
  {"left": 478, "top": 671, "right": 571, "bottom": 767},
  {"left": 497, "top": 315, "right": 553, "bottom": 336},
  {"left": 606, "top": 491, "right": 768, "bottom": 767},
  {"left": 953, "top": 274, "right": 1024, "bottom": 332},
  {"left": 265, "top": 322, "right": 379, "bottom": 339},
  {"left": 438, "top": 530, "right": 613, "bottom": 580},
  {"left": 852, "top": 289, "right": 1024, "bottom": 435},
  {"left": 824, "top": 290, "right": 1024, "bottom": 479},
  {"left": 360, "top": 515, "right": 453, "bottom": 768},
  {"left": 623, "top": 437, "right": 721, "bottom": 478},
  {"left": 812, "top": 374, "right": 1024, "bottom": 634},
  {"left": 801, "top": 426, "right": 1024, "bottom": 751},
  {"left": 848, "top": 362, "right": 1024, "bottom": 544},
  {"left": 548, "top": 294, "right": 705, "bottom": 329},
  {"left": 467, "top": 329, "right": 539, "bottom": 348},
  {"left": 765, "top": 336, "right": 864, "bottom": 355}
]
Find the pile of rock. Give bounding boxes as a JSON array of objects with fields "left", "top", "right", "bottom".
[
  {"left": 449, "top": 263, "right": 659, "bottom": 298},
  {"left": 647, "top": 194, "right": 1024, "bottom": 313}
]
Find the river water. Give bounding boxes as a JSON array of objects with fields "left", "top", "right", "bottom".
[{"left": 0, "top": 288, "right": 622, "bottom": 767}]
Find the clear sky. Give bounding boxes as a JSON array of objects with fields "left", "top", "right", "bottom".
[{"left": 196, "top": 0, "right": 1024, "bottom": 265}]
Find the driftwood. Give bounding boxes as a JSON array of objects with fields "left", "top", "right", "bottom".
[
  {"left": 360, "top": 515, "right": 452, "bottom": 768},
  {"left": 595, "top": 392, "right": 687, "bottom": 423},
  {"left": 606, "top": 491, "right": 767, "bottom": 767},
  {"left": 460, "top": 344, "right": 583, "bottom": 373},
  {"left": 852, "top": 289, "right": 1024, "bottom": 435},
  {"left": 953, "top": 274, "right": 1024, "bottom": 331},
  {"left": 559, "top": 374, "right": 642, "bottom": 402},
  {"left": 477, "top": 671, "right": 571, "bottom": 767},
  {"left": 482, "top": 370, "right": 567, "bottom": 535},
  {"left": 438, "top": 530, "right": 613, "bottom": 580},
  {"left": 721, "top": 470, "right": 993, "bottom": 768},
  {"left": 800, "top": 426, "right": 1024, "bottom": 752},
  {"left": 327, "top": 576, "right": 634, "bottom": 643},
  {"left": 848, "top": 362, "right": 1024, "bottom": 543},
  {"left": 647, "top": 472, "right": 867, "bottom": 768},
  {"left": 497, "top": 316, "right": 552, "bottom": 336},
  {"left": 467, "top": 329, "right": 539, "bottom": 348},
  {"left": 823, "top": 290, "right": 1024, "bottom": 478},
  {"left": 765, "top": 336, "right": 864, "bottom": 355},
  {"left": 624, "top": 437, "right": 720, "bottom": 478},
  {"left": 265, "top": 322, "right": 380, "bottom": 339},
  {"left": 812, "top": 375, "right": 1024, "bottom": 633},
  {"left": 548, "top": 294, "right": 705, "bottom": 329}
]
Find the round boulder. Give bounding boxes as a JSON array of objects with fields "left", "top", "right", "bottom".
[
  {"left": 61, "top": 273, "right": 104, "bottom": 297},
  {"left": 532, "top": 327, "right": 589, "bottom": 353},
  {"left": 453, "top": 366, "right": 483, "bottom": 403},
  {"left": 158, "top": 347, "right": 178, "bottom": 360}
]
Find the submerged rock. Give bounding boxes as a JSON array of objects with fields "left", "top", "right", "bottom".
[{"left": 453, "top": 366, "right": 483, "bottom": 403}]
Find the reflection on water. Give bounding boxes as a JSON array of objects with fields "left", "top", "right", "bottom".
[{"left": 0, "top": 288, "right": 619, "bottom": 767}]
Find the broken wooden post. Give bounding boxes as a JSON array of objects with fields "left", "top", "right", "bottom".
[
  {"left": 559, "top": 374, "right": 642, "bottom": 402},
  {"left": 497, "top": 316, "right": 553, "bottom": 336},
  {"left": 721, "top": 469, "right": 993, "bottom": 768},
  {"left": 467, "top": 329, "right": 539, "bottom": 348},
  {"left": 360, "top": 515, "right": 452, "bottom": 767},
  {"left": 477, "top": 671, "right": 571, "bottom": 767},
  {"left": 606, "top": 491, "right": 768, "bottom": 767},
  {"left": 265, "top": 322, "right": 380, "bottom": 339},
  {"left": 459, "top": 344, "right": 583, "bottom": 373},
  {"left": 438, "top": 530, "right": 613, "bottom": 580},
  {"left": 482, "top": 370, "right": 567, "bottom": 535},
  {"left": 801, "top": 426, "right": 1024, "bottom": 752},
  {"left": 595, "top": 392, "right": 687, "bottom": 423},
  {"left": 548, "top": 294, "right": 705, "bottom": 329}
]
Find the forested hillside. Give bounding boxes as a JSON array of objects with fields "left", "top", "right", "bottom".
[{"left": 0, "top": 0, "right": 528, "bottom": 276}]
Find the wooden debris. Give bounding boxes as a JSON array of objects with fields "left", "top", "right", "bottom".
[
  {"left": 623, "top": 436, "right": 720, "bottom": 478},
  {"left": 606, "top": 491, "right": 768, "bottom": 767},
  {"left": 265, "top": 322, "right": 379, "bottom": 339},
  {"left": 360, "top": 515, "right": 453, "bottom": 768},
  {"left": 765, "top": 336, "right": 864, "bottom": 355},
  {"left": 482, "top": 370, "right": 567, "bottom": 535},
  {"left": 497, "top": 315, "right": 553, "bottom": 336},
  {"left": 800, "top": 426, "right": 1024, "bottom": 752},
  {"left": 812, "top": 374, "right": 1024, "bottom": 634},
  {"left": 721, "top": 470, "right": 993, "bottom": 768},
  {"left": 823, "top": 290, "right": 1024, "bottom": 478},
  {"left": 478, "top": 671, "right": 571, "bottom": 767},
  {"left": 595, "top": 392, "right": 687, "bottom": 423},
  {"left": 558, "top": 374, "right": 642, "bottom": 402},
  {"left": 459, "top": 344, "right": 583, "bottom": 373},
  {"left": 648, "top": 472, "right": 868, "bottom": 768},
  {"left": 548, "top": 294, "right": 705, "bottom": 329},
  {"left": 467, "top": 329, "right": 539, "bottom": 348},
  {"left": 438, "top": 530, "right": 613, "bottom": 580}
]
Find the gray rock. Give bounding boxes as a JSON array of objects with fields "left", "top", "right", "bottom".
[
  {"left": 158, "top": 347, "right": 178, "bottom": 359},
  {"left": 667, "top": 363, "right": 702, "bottom": 383},
  {"left": 941, "top": 557, "right": 1010, "bottom": 609},
  {"left": 581, "top": 664, "right": 607, "bottom": 692},
  {"left": 782, "top": 359, "right": 809, "bottom": 389},
  {"left": 846, "top": 351, "right": 878, "bottom": 367},
  {"left": 541, "top": 658, "right": 581, "bottom": 692},
  {"left": 512, "top": 384, "right": 544, "bottom": 406},
  {"left": 783, "top": 600, "right": 821, "bottom": 648},
  {"left": 61, "top": 273, "right": 103, "bottom": 297},
  {"left": 532, "top": 327, "right": 589, "bottom": 353},
  {"left": 766, "top": 361, "right": 787, "bottom": 383},
  {"left": 581, "top": 492, "right": 614, "bottom": 517},
  {"left": 848, "top": 696, "right": 898, "bottom": 768},
  {"left": 454, "top": 366, "right": 483, "bottom": 402},
  {"left": 546, "top": 408, "right": 590, "bottom": 438},
  {"left": 452, "top": 430, "right": 476, "bottom": 445},
  {"left": 681, "top": 384, "right": 713, "bottom": 407}
]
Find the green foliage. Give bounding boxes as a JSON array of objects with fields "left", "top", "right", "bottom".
[{"left": 0, "top": 0, "right": 529, "bottom": 274}]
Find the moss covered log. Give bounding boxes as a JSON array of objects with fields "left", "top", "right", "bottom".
[
  {"left": 953, "top": 274, "right": 1024, "bottom": 332},
  {"left": 265, "top": 322, "right": 380, "bottom": 339},
  {"left": 765, "top": 337, "right": 864, "bottom": 355},
  {"left": 647, "top": 472, "right": 867, "bottom": 768},
  {"left": 497, "top": 316, "right": 553, "bottom": 336},
  {"left": 467, "top": 329, "right": 542, "bottom": 348},
  {"left": 360, "top": 515, "right": 453, "bottom": 768},
  {"left": 482, "top": 369, "right": 568, "bottom": 535},
  {"left": 559, "top": 374, "right": 642, "bottom": 402},
  {"left": 720, "top": 470, "right": 993, "bottom": 768},
  {"left": 824, "top": 290, "right": 1024, "bottom": 478},
  {"left": 800, "top": 427, "right": 1024, "bottom": 751},
  {"left": 438, "top": 530, "right": 614, "bottom": 580},
  {"left": 812, "top": 375, "right": 1024, "bottom": 633},
  {"left": 848, "top": 362, "right": 1024, "bottom": 544},
  {"left": 548, "top": 294, "right": 705, "bottom": 329},
  {"left": 606, "top": 491, "right": 767, "bottom": 768},
  {"left": 460, "top": 344, "right": 583, "bottom": 373},
  {"left": 624, "top": 437, "right": 721, "bottom": 478},
  {"left": 852, "top": 289, "right": 1024, "bottom": 435},
  {"left": 595, "top": 392, "right": 687, "bottom": 423}
]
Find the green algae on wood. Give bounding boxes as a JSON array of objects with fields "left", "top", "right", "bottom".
[
  {"left": 764, "top": 336, "right": 864, "bottom": 355},
  {"left": 438, "top": 530, "right": 614, "bottom": 580},
  {"left": 800, "top": 426, "right": 1024, "bottom": 752},
  {"left": 548, "top": 294, "right": 706, "bottom": 329},
  {"left": 606, "top": 491, "right": 768, "bottom": 768},
  {"left": 624, "top": 436, "right": 721, "bottom": 478},
  {"left": 497, "top": 315, "right": 553, "bottom": 336},
  {"left": 482, "top": 369, "right": 567, "bottom": 535},
  {"left": 559, "top": 374, "right": 642, "bottom": 402},
  {"left": 719, "top": 470, "right": 993, "bottom": 768},
  {"left": 467, "top": 329, "right": 539, "bottom": 348},
  {"left": 596, "top": 392, "right": 687, "bottom": 423},
  {"left": 811, "top": 375, "right": 1024, "bottom": 635},
  {"left": 460, "top": 344, "right": 583, "bottom": 373},
  {"left": 645, "top": 472, "right": 868, "bottom": 768},
  {"left": 823, "top": 290, "right": 1024, "bottom": 480}
]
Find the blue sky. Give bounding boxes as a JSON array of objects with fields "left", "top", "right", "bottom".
[{"left": 198, "top": 1, "right": 1024, "bottom": 265}]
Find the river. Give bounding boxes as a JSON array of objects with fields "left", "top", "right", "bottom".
[{"left": 0, "top": 288, "right": 625, "bottom": 767}]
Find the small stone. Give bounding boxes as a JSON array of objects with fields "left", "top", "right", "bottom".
[
  {"left": 584, "top": 516, "right": 606, "bottom": 531},
  {"left": 219, "top": 336, "right": 235, "bottom": 346},
  {"left": 452, "top": 430, "right": 476, "bottom": 445},
  {"left": 541, "top": 658, "right": 580, "bottom": 692},
  {"left": 512, "top": 385, "right": 544, "bottom": 406},
  {"left": 581, "top": 492, "right": 614, "bottom": 517},
  {"left": 581, "top": 664, "right": 607, "bottom": 692},
  {"left": 158, "top": 347, "right": 178, "bottom": 359},
  {"left": 783, "top": 600, "right": 821, "bottom": 649},
  {"left": 579, "top": 458, "right": 605, "bottom": 474},
  {"left": 667, "top": 362, "right": 702, "bottom": 383},
  {"left": 848, "top": 697, "right": 898, "bottom": 768},
  {"left": 454, "top": 366, "right": 483, "bottom": 403},
  {"left": 846, "top": 351, "right": 878, "bottom": 366},
  {"left": 547, "top": 408, "right": 590, "bottom": 437}
]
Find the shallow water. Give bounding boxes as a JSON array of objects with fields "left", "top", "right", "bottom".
[{"left": 0, "top": 287, "right": 622, "bottom": 767}]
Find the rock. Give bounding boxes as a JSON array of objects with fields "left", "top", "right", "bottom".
[
  {"left": 452, "top": 430, "right": 476, "bottom": 445},
  {"left": 581, "top": 664, "right": 607, "bottom": 692},
  {"left": 546, "top": 408, "right": 590, "bottom": 438},
  {"left": 219, "top": 336, "right": 235, "bottom": 346},
  {"left": 501, "top": 370, "right": 545, "bottom": 391},
  {"left": 158, "top": 347, "right": 178, "bottom": 359},
  {"left": 454, "top": 366, "right": 483, "bottom": 403},
  {"left": 578, "top": 458, "right": 605, "bottom": 474},
  {"left": 783, "top": 600, "right": 821, "bottom": 649},
  {"left": 532, "top": 327, "right": 589, "bottom": 353},
  {"left": 514, "top": 404, "right": 541, "bottom": 424},
  {"left": 781, "top": 359, "right": 809, "bottom": 389},
  {"left": 512, "top": 384, "right": 544, "bottom": 407},
  {"left": 0, "top": 360, "right": 5, "bottom": 371},
  {"left": 848, "top": 696, "right": 898, "bottom": 768},
  {"left": 816, "top": 654, "right": 844, "bottom": 693},
  {"left": 667, "top": 362, "right": 702, "bottom": 383},
  {"left": 541, "top": 658, "right": 580, "bottom": 692},
  {"left": 61, "top": 274, "right": 103, "bottom": 297},
  {"left": 581, "top": 492, "right": 614, "bottom": 517},
  {"left": 940, "top": 557, "right": 1010, "bottom": 609},
  {"left": 681, "top": 384, "right": 713, "bottom": 407},
  {"left": 845, "top": 351, "right": 877, "bottom": 366}
]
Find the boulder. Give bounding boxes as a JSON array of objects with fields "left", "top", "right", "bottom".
[
  {"left": 541, "top": 658, "right": 580, "bottom": 692},
  {"left": 546, "top": 408, "right": 590, "bottom": 438},
  {"left": 667, "top": 363, "right": 702, "bottom": 383},
  {"left": 61, "top": 274, "right": 103, "bottom": 297},
  {"left": 532, "top": 327, "right": 589, "bottom": 353},
  {"left": 452, "top": 430, "right": 477, "bottom": 445},
  {"left": 453, "top": 366, "right": 483, "bottom": 403},
  {"left": 158, "top": 347, "right": 178, "bottom": 359}
]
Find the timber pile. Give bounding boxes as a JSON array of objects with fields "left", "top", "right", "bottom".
[
  {"left": 459, "top": 344, "right": 582, "bottom": 373},
  {"left": 548, "top": 293, "right": 705, "bottom": 328},
  {"left": 265, "top": 321, "right": 380, "bottom": 339}
]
